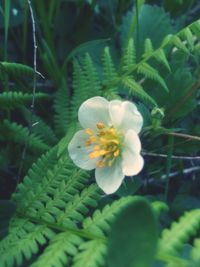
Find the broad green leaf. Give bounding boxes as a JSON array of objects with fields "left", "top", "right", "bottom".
[{"left": 107, "top": 197, "right": 158, "bottom": 267}]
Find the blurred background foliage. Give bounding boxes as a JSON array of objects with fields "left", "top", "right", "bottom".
[{"left": 1, "top": 0, "right": 200, "bottom": 267}]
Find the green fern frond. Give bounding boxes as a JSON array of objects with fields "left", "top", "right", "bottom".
[
  {"left": 4, "top": 146, "right": 102, "bottom": 266},
  {"left": 143, "top": 38, "right": 171, "bottom": 71},
  {"left": 122, "top": 76, "right": 157, "bottom": 107},
  {"left": 70, "top": 60, "right": 88, "bottom": 120},
  {"left": 161, "top": 34, "right": 173, "bottom": 47},
  {"left": 30, "top": 232, "right": 83, "bottom": 267},
  {"left": 171, "top": 36, "right": 189, "bottom": 54},
  {"left": 70, "top": 54, "right": 101, "bottom": 119},
  {"left": 13, "top": 147, "right": 58, "bottom": 203},
  {"left": 0, "top": 62, "right": 35, "bottom": 80},
  {"left": 0, "top": 120, "right": 50, "bottom": 153},
  {"left": 22, "top": 108, "right": 58, "bottom": 146},
  {"left": 190, "top": 19, "right": 200, "bottom": 38},
  {"left": 58, "top": 184, "right": 100, "bottom": 223},
  {"left": 137, "top": 62, "right": 168, "bottom": 92},
  {"left": 143, "top": 38, "right": 154, "bottom": 57},
  {"left": 102, "top": 47, "right": 117, "bottom": 83},
  {"left": 13, "top": 146, "right": 100, "bottom": 227},
  {"left": 121, "top": 38, "right": 136, "bottom": 72},
  {"left": 159, "top": 209, "right": 200, "bottom": 255},
  {"left": 83, "top": 196, "right": 135, "bottom": 237},
  {"left": 153, "top": 49, "right": 171, "bottom": 71},
  {"left": 53, "top": 79, "right": 70, "bottom": 137},
  {"left": 180, "top": 28, "right": 194, "bottom": 50},
  {"left": 72, "top": 240, "right": 106, "bottom": 267},
  {"left": 0, "top": 91, "right": 48, "bottom": 110},
  {"left": 101, "top": 47, "right": 118, "bottom": 100},
  {"left": 83, "top": 53, "right": 101, "bottom": 95},
  {"left": 0, "top": 218, "right": 54, "bottom": 267}
]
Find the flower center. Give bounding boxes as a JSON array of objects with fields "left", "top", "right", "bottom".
[{"left": 85, "top": 122, "right": 122, "bottom": 168}]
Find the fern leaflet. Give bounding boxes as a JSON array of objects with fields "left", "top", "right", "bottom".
[
  {"left": 0, "top": 92, "right": 48, "bottom": 110},
  {"left": 0, "top": 120, "right": 50, "bottom": 153},
  {"left": 137, "top": 62, "right": 168, "bottom": 92},
  {"left": 72, "top": 240, "right": 106, "bottom": 267},
  {"left": 121, "top": 38, "right": 136, "bottom": 72},
  {"left": 159, "top": 209, "right": 200, "bottom": 255},
  {"left": 53, "top": 79, "right": 70, "bottom": 137},
  {"left": 122, "top": 76, "right": 157, "bottom": 107}
]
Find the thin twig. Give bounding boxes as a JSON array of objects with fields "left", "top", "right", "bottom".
[
  {"left": 167, "top": 131, "right": 200, "bottom": 142},
  {"left": 161, "top": 166, "right": 200, "bottom": 180},
  {"left": 147, "top": 166, "right": 200, "bottom": 184},
  {"left": 142, "top": 151, "right": 200, "bottom": 161},
  {"left": 17, "top": 0, "right": 37, "bottom": 184},
  {"left": 28, "top": 0, "right": 37, "bottom": 111}
]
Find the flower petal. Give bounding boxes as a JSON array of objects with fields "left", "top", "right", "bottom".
[
  {"left": 109, "top": 100, "right": 123, "bottom": 128},
  {"left": 95, "top": 159, "right": 124, "bottom": 194},
  {"left": 122, "top": 130, "right": 144, "bottom": 176},
  {"left": 78, "top": 96, "right": 110, "bottom": 129},
  {"left": 68, "top": 130, "right": 98, "bottom": 170},
  {"left": 109, "top": 100, "right": 143, "bottom": 134}
]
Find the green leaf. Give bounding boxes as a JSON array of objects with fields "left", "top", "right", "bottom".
[
  {"left": 64, "top": 39, "right": 110, "bottom": 66},
  {"left": 165, "top": 68, "right": 195, "bottom": 120},
  {"left": 120, "top": 1, "right": 145, "bottom": 48},
  {"left": 107, "top": 197, "right": 158, "bottom": 267},
  {"left": 134, "top": 4, "right": 174, "bottom": 57}
]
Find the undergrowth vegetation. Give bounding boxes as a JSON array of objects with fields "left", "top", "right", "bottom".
[{"left": 1, "top": 1, "right": 200, "bottom": 267}]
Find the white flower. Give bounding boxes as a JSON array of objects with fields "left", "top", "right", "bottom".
[{"left": 68, "top": 96, "right": 144, "bottom": 194}]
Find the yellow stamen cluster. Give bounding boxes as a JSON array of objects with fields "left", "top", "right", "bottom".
[{"left": 85, "top": 122, "right": 121, "bottom": 168}]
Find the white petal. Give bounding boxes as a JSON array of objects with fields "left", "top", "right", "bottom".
[
  {"left": 109, "top": 100, "right": 143, "bottom": 134},
  {"left": 78, "top": 96, "right": 110, "bottom": 129},
  {"left": 68, "top": 130, "right": 98, "bottom": 170},
  {"left": 95, "top": 159, "right": 124, "bottom": 194},
  {"left": 109, "top": 100, "right": 123, "bottom": 128},
  {"left": 122, "top": 130, "right": 144, "bottom": 176},
  {"left": 122, "top": 152, "right": 144, "bottom": 176}
]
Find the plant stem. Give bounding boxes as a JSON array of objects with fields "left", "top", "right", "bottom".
[{"left": 167, "top": 132, "right": 200, "bottom": 142}]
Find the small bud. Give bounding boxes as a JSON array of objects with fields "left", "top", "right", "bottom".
[{"left": 151, "top": 107, "right": 165, "bottom": 119}]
